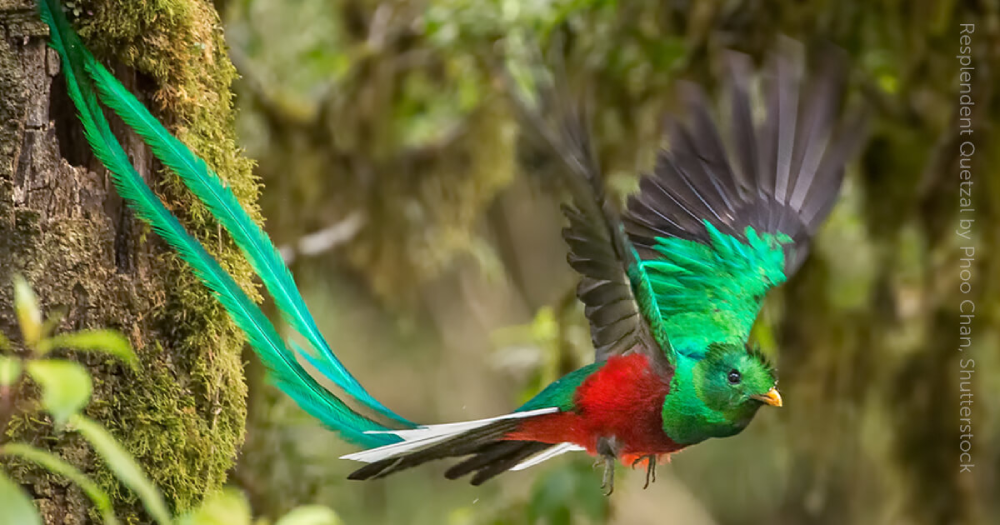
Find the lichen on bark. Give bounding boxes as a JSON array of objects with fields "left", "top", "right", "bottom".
[{"left": 0, "top": 0, "right": 259, "bottom": 521}]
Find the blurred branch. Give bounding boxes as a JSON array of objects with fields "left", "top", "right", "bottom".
[{"left": 278, "top": 212, "right": 367, "bottom": 264}]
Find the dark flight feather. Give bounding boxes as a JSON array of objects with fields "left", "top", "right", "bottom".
[
  {"left": 502, "top": 51, "right": 669, "bottom": 366},
  {"left": 624, "top": 39, "right": 865, "bottom": 275}
]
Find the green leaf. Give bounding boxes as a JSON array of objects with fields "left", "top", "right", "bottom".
[
  {"left": 26, "top": 360, "right": 92, "bottom": 424},
  {"left": 275, "top": 506, "right": 342, "bottom": 525},
  {"left": 0, "top": 470, "right": 41, "bottom": 525},
  {"left": 39, "top": 330, "right": 138, "bottom": 370},
  {"left": 69, "top": 415, "right": 171, "bottom": 525},
  {"left": 13, "top": 275, "right": 41, "bottom": 349},
  {"left": 0, "top": 356, "right": 21, "bottom": 387},
  {"left": 1, "top": 444, "right": 118, "bottom": 525},
  {"left": 0, "top": 330, "right": 10, "bottom": 352},
  {"left": 176, "top": 488, "right": 250, "bottom": 525}
]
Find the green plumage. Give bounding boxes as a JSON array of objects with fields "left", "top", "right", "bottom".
[
  {"left": 661, "top": 346, "right": 776, "bottom": 445},
  {"left": 518, "top": 362, "right": 602, "bottom": 412},
  {"left": 639, "top": 223, "right": 790, "bottom": 356}
]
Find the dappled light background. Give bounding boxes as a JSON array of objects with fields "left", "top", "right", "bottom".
[{"left": 219, "top": 1, "right": 999, "bottom": 524}]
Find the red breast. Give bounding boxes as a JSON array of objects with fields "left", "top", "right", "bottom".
[{"left": 505, "top": 353, "right": 682, "bottom": 460}]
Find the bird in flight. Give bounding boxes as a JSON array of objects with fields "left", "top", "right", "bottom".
[{"left": 344, "top": 42, "right": 863, "bottom": 493}]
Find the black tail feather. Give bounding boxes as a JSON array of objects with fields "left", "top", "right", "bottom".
[
  {"left": 469, "top": 442, "right": 551, "bottom": 485},
  {"left": 347, "top": 420, "right": 553, "bottom": 484},
  {"left": 444, "top": 441, "right": 551, "bottom": 484}
]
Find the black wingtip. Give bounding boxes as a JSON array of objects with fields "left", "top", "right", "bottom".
[{"left": 623, "top": 38, "right": 863, "bottom": 276}]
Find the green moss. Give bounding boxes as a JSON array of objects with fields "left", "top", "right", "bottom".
[{"left": 16, "top": 0, "right": 258, "bottom": 517}]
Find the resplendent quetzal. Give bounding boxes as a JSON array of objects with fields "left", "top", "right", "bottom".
[
  {"left": 345, "top": 44, "right": 863, "bottom": 491},
  {"left": 39, "top": 0, "right": 861, "bottom": 494}
]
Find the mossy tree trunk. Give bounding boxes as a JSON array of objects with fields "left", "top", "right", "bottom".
[{"left": 0, "top": 1, "right": 257, "bottom": 522}]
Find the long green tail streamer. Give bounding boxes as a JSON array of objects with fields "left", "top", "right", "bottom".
[{"left": 38, "top": 0, "right": 408, "bottom": 446}]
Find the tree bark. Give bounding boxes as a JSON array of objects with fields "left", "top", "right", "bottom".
[{"left": 0, "top": 1, "right": 256, "bottom": 522}]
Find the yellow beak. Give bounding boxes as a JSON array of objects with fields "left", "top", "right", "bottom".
[{"left": 752, "top": 387, "right": 783, "bottom": 407}]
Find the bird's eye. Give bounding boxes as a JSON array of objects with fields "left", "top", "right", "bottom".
[{"left": 727, "top": 369, "right": 742, "bottom": 385}]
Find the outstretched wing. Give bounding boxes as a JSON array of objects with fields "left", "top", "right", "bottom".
[
  {"left": 561, "top": 181, "right": 666, "bottom": 363},
  {"left": 506, "top": 65, "right": 673, "bottom": 367},
  {"left": 623, "top": 41, "right": 865, "bottom": 357}
]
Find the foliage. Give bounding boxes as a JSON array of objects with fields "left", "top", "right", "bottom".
[{"left": 0, "top": 278, "right": 339, "bottom": 525}]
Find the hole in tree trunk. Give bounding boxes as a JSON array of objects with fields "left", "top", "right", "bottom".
[{"left": 49, "top": 73, "right": 93, "bottom": 168}]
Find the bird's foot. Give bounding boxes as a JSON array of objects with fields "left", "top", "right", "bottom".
[
  {"left": 630, "top": 455, "right": 658, "bottom": 489},
  {"left": 595, "top": 436, "right": 620, "bottom": 496},
  {"left": 599, "top": 455, "right": 615, "bottom": 496}
]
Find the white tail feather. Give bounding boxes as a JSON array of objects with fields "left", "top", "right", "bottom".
[
  {"left": 340, "top": 407, "right": 559, "bottom": 463},
  {"left": 511, "top": 442, "right": 584, "bottom": 471}
]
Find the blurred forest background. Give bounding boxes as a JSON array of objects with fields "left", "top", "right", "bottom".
[{"left": 211, "top": 0, "right": 997, "bottom": 524}]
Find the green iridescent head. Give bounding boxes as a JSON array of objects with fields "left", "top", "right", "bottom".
[
  {"left": 693, "top": 343, "right": 781, "bottom": 428},
  {"left": 661, "top": 342, "right": 782, "bottom": 445}
]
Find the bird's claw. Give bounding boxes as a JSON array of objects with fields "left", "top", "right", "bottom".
[
  {"left": 630, "top": 455, "right": 657, "bottom": 489},
  {"left": 644, "top": 455, "right": 657, "bottom": 489},
  {"left": 600, "top": 455, "right": 615, "bottom": 496},
  {"left": 595, "top": 437, "right": 619, "bottom": 496}
]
